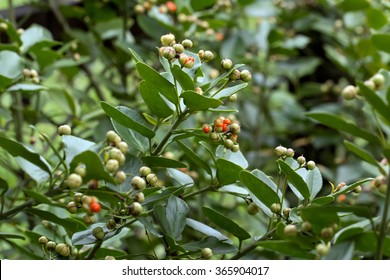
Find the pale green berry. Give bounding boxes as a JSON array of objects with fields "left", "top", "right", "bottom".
[
  {"left": 341, "top": 85, "right": 357, "bottom": 100},
  {"left": 221, "top": 58, "right": 233, "bottom": 70},
  {"left": 160, "top": 33, "right": 175, "bottom": 46},
  {"left": 270, "top": 203, "right": 281, "bottom": 214},
  {"left": 240, "top": 69, "right": 252, "bottom": 82},
  {"left": 181, "top": 39, "right": 193, "bottom": 48},
  {"left": 307, "top": 160, "right": 316, "bottom": 170},
  {"left": 105, "top": 159, "right": 119, "bottom": 173},
  {"left": 274, "top": 145, "right": 287, "bottom": 157},
  {"left": 284, "top": 224, "right": 297, "bottom": 237},
  {"left": 65, "top": 173, "right": 83, "bottom": 189},
  {"left": 56, "top": 243, "right": 70, "bottom": 257},
  {"left": 129, "top": 202, "right": 143, "bottom": 216},
  {"left": 201, "top": 248, "right": 213, "bottom": 259},
  {"left": 316, "top": 243, "right": 330, "bottom": 256},
  {"left": 115, "top": 171, "right": 127, "bottom": 184},
  {"left": 92, "top": 227, "right": 105, "bottom": 240},
  {"left": 370, "top": 73, "right": 385, "bottom": 90},
  {"left": 58, "top": 125, "right": 72, "bottom": 136},
  {"left": 139, "top": 166, "right": 152, "bottom": 177},
  {"left": 38, "top": 236, "right": 48, "bottom": 244},
  {"left": 67, "top": 201, "right": 78, "bottom": 214},
  {"left": 131, "top": 176, "right": 146, "bottom": 190}
]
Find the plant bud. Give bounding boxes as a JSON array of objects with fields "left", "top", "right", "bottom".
[
  {"left": 38, "top": 236, "right": 48, "bottom": 244},
  {"left": 274, "top": 145, "right": 287, "bottom": 157},
  {"left": 160, "top": 33, "right": 175, "bottom": 46},
  {"left": 201, "top": 248, "right": 213, "bottom": 259},
  {"left": 115, "top": 171, "right": 127, "bottom": 184},
  {"left": 139, "top": 166, "right": 152, "bottom": 177},
  {"left": 129, "top": 202, "right": 143, "bottom": 216},
  {"left": 67, "top": 201, "right": 78, "bottom": 214},
  {"left": 247, "top": 202, "right": 260, "bottom": 215},
  {"left": 92, "top": 227, "right": 105, "bottom": 240},
  {"left": 65, "top": 173, "right": 83, "bottom": 188},
  {"left": 221, "top": 58, "right": 233, "bottom": 70},
  {"left": 284, "top": 224, "right": 297, "bottom": 237},
  {"left": 270, "top": 203, "right": 281, "bottom": 214},
  {"left": 341, "top": 85, "right": 357, "bottom": 100},
  {"left": 182, "top": 39, "right": 193, "bottom": 49},
  {"left": 297, "top": 155, "right": 306, "bottom": 166},
  {"left": 316, "top": 243, "right": 330, "bottom": 257},
  {"left": 240, "top": 69, "right": 252, "bottom": 82},
  {"left": 179, "top": 55, "right": 195, "bottom": 68},
  {"left": 283, "top": 207, "right": 291, "bottom": 218},
  {"left": 105, "top": 159, "right": 119, "bottom": 173},
  {"left": 162, "top": 46, "right": 176, "bottom": 61},
  {"left": 370, "top": 73, "right": 385, "bottom": 90},
  {"left": 173, "top": 43, "right": 184, "bottom": 54},
  {"left": 307, "top": 160, "right": 316, "bottom": 170},
  {"left": 131, "top": 176, "right": 146, "bottom": 190},
  {"left": 285, "top": 148, "right": 294, "bottom": 157},
  {"left": 229, "top": 69, "right": 241, "bottom": 80},
  {"left": 203, "top": 50, "right": 214, "bottom": 62},
  {"left": 133, "top": 192, "right": 145, "bottom": 203},
  {"left": 58, "top": 124, "right": 72, "bottom": 136},
  {"left": 46, "top": 241, "right": 57, "bottom": 251},
  {"left": 146, "top": 173, "right": 158, "bottom": 186},
  {"left": 56, "top": 243, "right": 70, "bottom": 257}
]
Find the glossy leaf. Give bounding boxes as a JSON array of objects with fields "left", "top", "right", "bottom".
[
  {"left": 0, "top": 136, "right": 51, "bottom": 176},
  {"left": 258, "top": 240, "right": 316, "bottom": 259},
  {"left": 142, "top": 156, "right": 187, "bottom": 168},
  {"left": 372, "top": 34, "right": 390, "bottom": 54},
  {"left": 355, "top": 232, "right": 390, "bottom": 257},
  {"left": 20, "top": 24, "right": 59, "bottom": 53},
  {"left": 143, "top": 186, "right": 186, "bottom": 206},
  {"left": 306, "top": 112, "right": 382, "bottom": 145},
  {"left": 177, "top": 141, "right": 212, "bottom": 175},
  {"left": 240, "top": 170, "right": 280, "bottom": 209},
  {"left": 366, "top": 8, "right": 388, "bottom": 30},
  {"left": 6, "top": 83, "right": 46, "bottom": 92},
  {"left": 62, "top": 135, "right": 95, "bottom": 164},
  {"left": 331, "top": 178, "right": 373, "bottom": 196},
  {"left": 183, "top": 236, "right": 237, "bottom": 254},
  {"left": 166, "top": 168, "right": 194, "bottom": 187},
  {"left": 128, "top": 47, "right": 144, "bottom": 63},
  {"left": 138, "top": 216, "right": 163, "bottom": 238},
  {"left": 338, "top": 0, "right": 369, "bottom": 11},
  {"left": 202, "top": 206, "right": 251, "bottom": 240},
  {"left": 213, "top": 83, "right": 248, "bottom": 100},
  {"left": 181, "top": 91, "right": 223, "bottom": 111},
  {"left": 101, "top": 102, "right": 155, "bottom": 139},
  {"left": 0, "top": 177, "right": 8, "bottom": 196},
  {"left": 217, "top": 158, "right": 243, "bottom": 185},
  {"left": 0, "top": 51, "right": 23, "bottom": 88},
  {"left": 72, "top": 223, "right": 121, "bottom": 245},
  {"left": 333, "top": 219, "right": 376, "bottom": 243},
  {"left": 154, "top": 196, "right": 189, "bottom": 240},
  {"left": 112, "top": 120, "right": 148, "bottom": 153},
  {"left": 344, "top": 140, "right": 385, "bottom": 174},
  {"left": 0, "top": 233, "right": 25, "bottom": 240},
  {"left": 15, "top": 157, "right": 50, "bottom": 184},
  {"left": 324, "top": 242, "right": 355, "bottom": 260},
  {"left": 24, "top": 189, "right": 53, "bottom": 205},
  {"left": 136, "top": 62, "right": 178, "bottom": 104},
  {"left": 139, "top": 80, "right": 173, "bottom": 119},
  {"left": 186, "top": 218, "right": 231, "bottom": 243},
  {"left": 278, "top": 160, "right": 310, "bottom": 199},
  {"left": 171, "top": 65, "right": 194, "bottom": 91},
  {"left": 216, "top": 146, "right": 249, "bottom": 169},
  {"left": 305, "top": 167, "right": 323, "bottom": 200}
]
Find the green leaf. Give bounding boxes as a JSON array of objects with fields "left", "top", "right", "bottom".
[
  {"left": 338, "top": 0, "right": 369, "bottom": 11},
  {"left": 0, "top": 51, "right": 23, "bottom": 88},
  {"left": 372, "top": 34, "right": 390, "bottom": 54},
  {"left": 191, "top": 0, "right": 217, "bottom": 10},
  {"left": 6, "top": 83, "right": 46, "bottom": 92},
  {"left": 171, "top": 65, "right": 195, "bottom": 91},
  {"left": 278, "top": 160, "right": 310, "bottom": 199},
  {"left": 27, "top": 208, "right": 87, "bottom": 235},
  {"left": 112, "top": 120, "right": 148, "bottom": 153},
  {"left": 258, "top": 240, "right": 316, "bottom": 259},
  {"left": 331, "top": 178, "right": 373, "bottom": 196},
  {"left": 186, "top": 218, "right": 231, "bottom": 242},
  {"left": 306, "top": 112, "right": 382, "bottom": 145},
  {"left": 143, "top": 186, "right": 186, "bottom": 206},
  {"left": 128, "top": 47, "right": 144, "bottom": 63},
  {"left": 24, "top": 189, "right": 53, "bottom": 205},
  {"left": 101, "top": 102, "right": 155, "bottom": 139},
  {"left": 355, "top": 232, "right": 390, "bottom": 257},
  {"left": 312, "top": 196, "right": 334, "bottom": 206},
  {"left": 138, "top": 216, "right": 163, "bottom": 238},
  {"left": 183, "top": 236, "right": 237, "bottom": 254},
  {"left": 15, "top": 157, "right": 50, "bottom": 184},
  {"left": 217, "top": 158, "right": 243, "bottom": 185},
  {"left": 0, "top": 232, "right": 25, "bottom": 240},
  {"left": 139, "top": 81, "right": 173, "bottom": 119},
  {"left": 70, "top": 150, "right": 116, "bottom": 184},
  {"left": 0, "top": 136, "right": 51, "bottom": 176},
  {"left": 20, "top": 24, "right": 60, "bottom": 53},
  {"left": 154, "top": 196, "right": 189, "bottom": 240},
  {"left": 84, "top": 187, "right": 124, "bottom": 205},
  {"left": 166, "top": 168, "right": 194, "bottom": 187},
  {"left": 357, "top": 81, "right": 390, "bottom": 124},
  {"left": 202, "top": 206, "right": 251, "bottom": 240},
  {"left": 0, "top": 177, "right": 9, "bottom": 196},
  {"left": 72, "top": 223, "right": 122, "bottom": 245},
  {"left": 177, "top": 141, "right": 212, "bottom": 176},
  {"left": 300, "top": 207, "right": 339, "bottom": 234},
  {"left": 240, "top": 170, "right": 280, "bottom": 210},
  {"left": 213, "top": 83, "right": 248, "bottom": 99},
  {"left": 216, "top": 146, "right": 249, "bottom": 169},
  {"left": 344, "top": 140, "right": 386, "bottom": 174},
  {"left": 142, "top": 156, "right": 187, "bottom": 168},
  {"left": 305, "top": 167, "right": 323, "bottom": 200},
  {"left": 324, "top": 242, "right": 355, "bottom": 260},
  {"left": 366, "top": 8, "right": 388, "bottom": 30},
  {"left": 62, "top": 135, "right": 95, "bottom": 164},
  {"left": 333, "top": 219, "right": 374, "bottom": 243},
  {"left": 181, "top": 90, "right": 223, "bottom": 111},
  {"left": 136, "top": 62, "right": 178, "bottom": 105}
]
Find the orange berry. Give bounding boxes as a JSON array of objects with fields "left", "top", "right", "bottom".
[
  {"left": 90, "top": 202, "right": 101, "bottom": 213},
  {"left": 166, "top": 1, "right": 176, "bottom": 13},
  {"left": 337, "top": 194, "right": 347, "bottom": 203},
  {"left": 223, "top": 118, "right": 232, "bottom": 125},
  {"left": 222, "top": 123, "right": 228, "bottom": 132}
]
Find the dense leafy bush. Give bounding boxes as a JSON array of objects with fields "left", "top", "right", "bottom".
[{"left": 0, "top": 0, "right": 389, "bottom": 260}]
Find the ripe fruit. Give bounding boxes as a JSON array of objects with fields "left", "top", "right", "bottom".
[
  {"left": 58, "top": 124, "right": 72, "bottom": 136},
  {"left": 56, "top": 243, "right": 70, "bottom": 257},
  {"left": 88, "top": 179, "right": 99, "bottom": 189},
  {"left": 181, "top": 56, "right": 195, "bottom": 68},
  {"left": 341, "top": 85, "right": 357, "bottom": 100},
  {"left": 90, "top": 200, "right": 101, "bottom": 213},
  {"left": 202, "top": 124, "right": 212, "bottom": 134},
  {"left": 129, "top": 202, "right": 143, "bottom": 216},
  {"left": 201, "top": 248, "right": 213, "bottom": 259},
  {"left": 284, "top": 224, "right": 298, "bottom": 237},
  {"left": 65, "top": 173, "right": 83, "bottom": 189},
  {"left": 221, "top": 58, "right": 233, "bottom": 70},
  {"left": 165, "top": 1, "right": 176, "bottom": 13},
  {"left": 131, "top": 176, "right": 146, "bottom": 190},
  {"left": 92, "top": 227, "right": 105, "bottom": 240}
]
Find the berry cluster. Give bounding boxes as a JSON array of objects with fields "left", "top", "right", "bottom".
[
  {"left": 202, "top": 117, "right": 240, "bottom": 152},
  {"left": 67, "top": 193, "right": 101, "bottom": 224},
  {"left": 274, "top": 145, "right": 316, "bottom": 170},
  {"left": 341, "top": 72, "right": 385, "bottom": 101},
  {"left": 371, "top": 175, "right": 388, "bottom": 194},
  {"left": 22, "top": 68, "right": 40, "bottom": 84},
  {"left": 220, "top": 58, "right": 252, "bottom": 83},
  {"left": 38, "top": 236, "right": 70, "bottom": 257}
]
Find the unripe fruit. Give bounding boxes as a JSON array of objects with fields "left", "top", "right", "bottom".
[
  {"left": 38, "top": 236, "right": 48, "bottom": 244},
  {"left": 107, "top": 218, "right": 117, "bottom": 230},
  {"left": 379, "top": 184, "right": 387, "bottom": 194},
  {"left": 230, "top": 123, "right": 240, "bottom": 135},
  {"left": 182, "top": 39, "right": 193, "bottom": 49},
  {"left": 247, "top": 202, "right": 260, "bottom": 215},
  {"left": 146, "top": 173, "right": 158, "bottom": 186},
  {"left": 224, "top": 139, "right": 234, "bottom": 149},
  {"left": 82, "top": 195, "right": 91, "bottom": 206},
  {"left": 201, "top": 248, "right": 213, "bottom": 259},
  {"left": 83, "top": 214, "right": 96, "bottom": 224},
  {"left": 133, "top": 192, "right": 145, "bottom": 203},
  {"left": 341, "top": 85, "right": 357, "bottom": 100},
  {"left": 221, "top": 58, "right": 233, "bottom": 70},
  {"left": 297, "top": 155, "right": 306, "bottom": 166},
  {"left": 105, "top": 159, "right": 119, "bottom": 173},
  {"left": 283, "top": 208, "right": 291, "bottom": 218},
  {"left": 285, "top": 148, "right": 294, "bottom": 158},
  {"left": 131, "top": 176, "right": 146, "bottom": 190},
  {"left": 115, "top": 171, "right": 127, "bottom": 184},
  {"left": 231, "top": 144, "right": 240, "bottom": 153},
  {"left": 320, "top": 227, "right": 334, "bottom": 239},
  {"left": 75, "top": 165, "right": 86, "bottom": 177},
  {"left": 106, "top": 130, "right": 117, "bottom": 142},
  {"left": 58, "top": 124, "right": 72, "bottom": 136},
  {"left": 16, "top": 28, "right": 24, "bottom": 35},
  {"left": 67, "top": 201, "right": 78, "bottom": 214},
  {"left": 65, "top": 173, "right": 83, "bottom": 189},
  {"left": 129, "top": 202, "right": 143, "bottom": 216},
  {"left": 307, "top": 160, "right": 316, "bottom": 170},
  {"left": 301, "top": 221, "right": 312, "bottom": 232},
  {"left": 284, "top": 224, "right": 298, "bottom": 237},
  {"left": 353, "top": 185, "right": 362, "bottom": 194},
  {"left": 180, "top": 56, "right": 195, "bottom": 68},
  {"left": 198, "top": 49, "right": 204, "bottom": 60},
  {"left": 134, "top": 4, "right": 145, "bottom": 13},
  {"left": 203, "top": 50, "right": 214, "bottom": 62},
  {"left": 46, "top": 241, "right": 57, "bottom": 251},
  {"left": 270, "top": 203, "right": 281, "bottom": 214},
  {"left": 274, "top": 145, "right": 287, "bottom": 157},
  {"left": 209, "top": 132, "right": 219, "bottom": 141},
  {"left": 92, "top": 227, "right": 105, "bottom": 240},
  {"left": 228, "top": 93, "right": 237, "bottom": 102},
  {"left": 118, "top": 153, "right": 126, "bottom": 166},
  {"left": 240, "top": 69, "right": 252, "bottom": 82},
  {"left": 55, "top": 243, "right": 70, "bottom": 257},
  {"left": 363, "top": 79, "right": 375, "bottom": 90},
  {"left": 105, "top": 255, "right": 116, "bottom": 260},
  {"left": 32, "top": 77, "right": 40, "bottom": 84},
  {"left": 316, "top": 243, "right": 330, "bottom": 257},
  {"left": 73, "top": 193, "right": 83, "bottom": 204},
  {"left": 370, "top": 73, "right": 385, "bottom": 90},
  {"left": 173, "top": 43, "right": 184, "bottom": 54},
  {"left": 112, "top": 135, "right": 122, "bottom": 146},
  {"left": 162, "top": 46, "right": 176, "bottom": 61},
  {"left": 229, "top": 69, "right": 241, "bottom": 80},
  {"left": 195, "top": 87, "right": 203, "bottom": 95},
  {"left": 160, "top": 33, "right": 175, "bottom": 46},
  {"left": 139, "top": 166, "right": 152, "bottom": 177},
  {"left": 22, "top": 68, "right": 31, "bottom": 77},
  {"left": 0, "top": 22, "right": 8, "bottom": 31},
  {"left": 109, "top": 148, "right": 122, "bottom": 160}
]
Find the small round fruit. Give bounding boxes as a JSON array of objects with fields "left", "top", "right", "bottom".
[
  {"left": 160, "top": 33, "right": 175, "bottom": 46},
  {"left": 285, "top": 148, "right": 294, "bottom": 158},
  {"left": 38, "top": 236, "right": 48, "bottom": 244},
  {"left": 247, "top": 202, "right": 260, "bottom": 215},
  {"left": 203, "top": 50, "right": 214, "bottom": 62},
  {"left": 139, "top": 166, "right": 152, "bottom": 177},
  {"left": 301, "top": 221, "right": 312, "bottom": 232},
  {"left": 109, "top": 148, "right": 122, "bottom": 160},
  {"left": 105, "top": 256, "right": 116, "bottom": 260},
  {"left": 83, "top": 214, "right": 96, "bottom": 224},
  {"left": 370, "top": 73, "right": 385, "bottom": 90},
  {"left": 115, "top": 171, "right": 127, "bottom": 184},
  {"left": 90, "top": 202, "right": 101, "bottom": 213},
  {"left": 270, "top": 203, "right": 281, "bottom": 214},
  {"left": 129, "top": 202, "right": 143, "bottom": 216},
  {"left": 56, "top": 243, "right": 70, "bottom": 257},
  {"left": 274, "top": 145, "right": 287, "bottom": 157},
  {"left": 46, "top": 241, "right": 57, "bottom": 251},
  {"left": 297, "top": 155, "right": 306, "bottom": 166},
  {"left": 107, "top": 219, "right": 117, "bottom": 230},
  {"left": 221, "top": 58, "right": 233, "bottom": 70},
  {"left": 182, "top": 39, "right": 193, "bottom": 48},
  {"left": 58, "top": 124, "right": 72, "bottom": 136},
  {"left": 229, "top": 69, "right": 240, "bottom": 80},
  {"left": 106, "top": 130, "right": 117, "bottom": 142},
  {"left": 173, "top": 43, "right": 184, "bottom": 54},
  {"left": 363, "top": 79, "right": 375, "bottom": 90},
  {"left": 341, "top": 85, "right": 357, "bottom": 100},
  {"left": 316, "top": 243, "right": 330, "bottom": 257},
  {"left": 73, "top": 193, "right": 83, "bottom": 204},
  {"left": 230, "top": 123, "right": 241, "bottom": 135},
  {"left": 240, "top": 69, "right": 252, "bottom": 82},
  {"left": 284, "top": 224, "right": 298, "bottom": 237},
  {"left": 75, "top": 165, "right": 86, "bottom": 177},
  {"left": 224, "top": 139, "right": 234, "bottom": 149},
  {"left": 231, "top": 144, "right": 240, "bottom": 153},
  {"left": 131, "top": 176, "right": 146, "bottom": 190},
  {"left": 307, "top": 160, "right": 316, "bottom": 170},
  {"left": 65, "top": 173, "right": 83, "bottom": 189},
  {"left": 202, "top": 124, "right": 212, "bottom": 134},
  {"left": 105, "top": 159, "right": 119, "bottom": 173},
  {"left": 283, "top": 208, "right": 291, "bottom": 218},
  {"left": 320, "top": 227, "right": 334, "bottom": 239},
  {"left": 201, "top": 248, "right": 213, "bottom": 259},
  {"left": 228, "top": 93, "right": 237, "bottom": 102},
  {"left": 92, "top": 227, "right": 105, "bottom": 240},
  {"left": 209, "top": 132, "right": 219, "bottom": 141},
  {"left": 353, "top": 185, "right": 362, "bottom": 194},
  {"left": 146, "top": 173, "right": 158, "bottom": 187},
  {"left": 133, "top": 192, "right": 145, "bottom": 203},
  {"left": 67, "top": 201, "right": 78, "bottom": 214},
  {"left": 0, "top": 22, "right": 8, "bottom": 31}
]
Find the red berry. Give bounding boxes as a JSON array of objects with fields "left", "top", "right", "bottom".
[
  {"left": 222, "top": 123, "right": 228, "bottom": 132},
  {"left": 166, "top": 1, "right": 176, "bottom": 13},
  {"left": 202, "top": 124, "right": 211, "bottom": 134},
  {"left": 223, "top": 118, "right": 231, "bottom": 125},
  {"left": 90, "top": 202, "right": 101, "bottom": 213}
]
